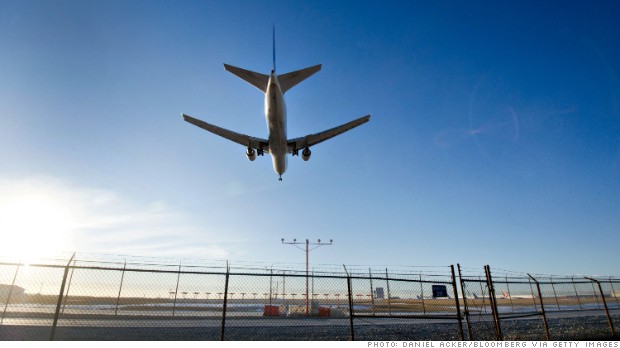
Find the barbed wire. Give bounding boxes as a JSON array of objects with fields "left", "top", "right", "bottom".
[{"left": 0, "top": 252, "right": 617, "bottom": 279}]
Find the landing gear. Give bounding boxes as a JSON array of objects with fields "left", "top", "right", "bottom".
[{"left": 279, "top": 175, "right": 282, "bottom": 181}]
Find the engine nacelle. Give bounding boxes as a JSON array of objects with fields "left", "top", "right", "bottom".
[
  {"left": 246, "top": 147, "right": 256, "bottom": 161},
  {"left": 302, "top": 148, "right": 311, "bottom": 161}
]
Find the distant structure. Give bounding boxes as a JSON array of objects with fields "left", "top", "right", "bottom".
[
  {"left": 281, "top": 238, "right": 333, "bottom": 315},
  {"left": 0, "top": 284, "right": 25, "bottom": 301},
  {"left": 432, "top": 285, "right": 448, "bottom": 298},
  {"left": 374, "top": 287, "right": 385, "bottom": 299}
]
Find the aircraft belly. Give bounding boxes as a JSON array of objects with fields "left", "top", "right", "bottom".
[
  {"left": 268, "top": 125, "right": 287, "bottom": 175},
  {"left": 266, "top": 85, "right": 287, "bottom": 175},
  {"left": 271, "top": 153, "right": 287, "bottom": 175}
]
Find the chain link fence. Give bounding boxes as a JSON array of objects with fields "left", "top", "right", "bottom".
[
  {"left": 0, "top": 254, "right": 618, "bottom": 340},
  {"left": 458, "top": 265, "right": 619, "bottom": 341}
]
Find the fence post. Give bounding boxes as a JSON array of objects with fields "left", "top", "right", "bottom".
[
  {"left": 484, "top": 265, "right": 503, "bottom": 341},
  {"left": 114, "top": 260, "right": 127, "bottom": 316},
  {"left": 528, "top": 277, "right": 538, "bottom": 312},
  {"left": 282, "top": 272, "right": 286, "bottom": 308},
  {"left": 344, "top": 265, "right": 355, "bottom": 341},
  {"left": 1, "top": 261, "right": 21, "bottom": 325},
  {"left": 609, "top": 277, "right": 619, "bottom": 307},
  {"left": 269, "top": 267, "right": 273, "bottom": 307},
  {"left": 172, "top": 261, "right": 181, "bottom": 316},
  {"left": 450, "top": 265, "right": 464, "bottom": 341},
  {"left": 479, "top": 276, "right": 488, "bottom": 314},
  {"left": 591, "top": 281, "right": 602, "bottom": 309},
  {"left": 572, "top": 276, "right": 583, "bottom": 310},
  {"left": 528, "top": 273, "right": 550, "bottom": 340},
  {"left": 419, "top": 273, "right": 426, "bottom": 314},
  {"left": 60, "top": 258, "right": 76, "bottom": 314},
  {"left": 369, "top": 268, "right": 376, "bottom": 315},
  {"left": 505, "top": 276, "right": 515, "bottom": 311},
  {"left": 585, "top": 277, "right": 616, "bottom": 337},
  {"left": 457, "top": 264, "right": 473, "bottom": 340},
  {"left": 385, "top": 268, "right": 392, "bottom": 316},
  {"left": 50, "top": 252, "right": 75, "bottom": 341},
  {"left": 220, "top": 262, "right": 230, "bottom": 341},
  {"left": 550, "top": 276, "right": 561, "bottom": 311}
]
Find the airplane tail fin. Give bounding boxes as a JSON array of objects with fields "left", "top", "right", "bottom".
[
  {"left": 223, "top": 64, "right": 269, "bottom": 92},
  {"left": 278, "top": 64, "right": 322, "bottom": 93},
  {"left": 225, "top": 27, "right": 320, "bottom": 94}
]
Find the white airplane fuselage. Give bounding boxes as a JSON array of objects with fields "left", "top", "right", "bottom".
[
  {"left": 182, "top": 56, "right": 371, "bottom": 181},
  {"left": 265, "top": 71, "right": 287, "bottom": 176}
]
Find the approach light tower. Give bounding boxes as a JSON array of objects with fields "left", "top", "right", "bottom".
[{"left": 281, "top": 238, "right": 333, "bottom": 316}]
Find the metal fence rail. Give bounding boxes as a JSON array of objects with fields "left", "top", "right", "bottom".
[{"left": 0, "top": 254, "right": 618, "bottom": 340}]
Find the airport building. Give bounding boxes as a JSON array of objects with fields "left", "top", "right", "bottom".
[
  {"left": 374, "top": 287, "right": 385, "bottom": 299},
  {"left": 0, "top": 284, "right": 25, "bottom": 302}
]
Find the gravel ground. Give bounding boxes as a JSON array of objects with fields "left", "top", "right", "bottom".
[{"left": 0, "top": 315, "right": 618, "bottom": 341}]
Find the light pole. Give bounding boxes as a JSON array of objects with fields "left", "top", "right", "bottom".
[{"left": 281, "top": 238, "right": 333, "bottom": 315}]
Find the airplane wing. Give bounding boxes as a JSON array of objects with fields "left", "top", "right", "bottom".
[
  {"left": 182, "top": 114, "right": 270, "bottom": 153},
  {"left": 287, "top": 114, "right": 371, "bottom": 152}
]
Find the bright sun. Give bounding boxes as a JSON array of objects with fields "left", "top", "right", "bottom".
[{"left": 0, "top": 193, "right": 75, "bottom": 260}]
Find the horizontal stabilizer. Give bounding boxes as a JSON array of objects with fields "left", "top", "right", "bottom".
[
  {"left": 183, "top": 114, "right": 269, "bottom": 152},
  {"left": 224, "top": 64, "right": 270, "bottom": 92},
  {"left": 278, "top": 64, "right": 321, "bottom": 93},
  {"left": 287, "top": 114, "right": 371, "bottom": 151}
]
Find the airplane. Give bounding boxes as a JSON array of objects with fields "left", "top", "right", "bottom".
[{"left": 182, "top": 31, "right": 370, "bottom": 181}]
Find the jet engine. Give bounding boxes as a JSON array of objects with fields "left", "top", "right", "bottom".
[
  {"left": 302, "top": 148, "right": 311, "bottom": 161},
  {"left": 246, "top": 147, "right": 256, "bottom": 161}
]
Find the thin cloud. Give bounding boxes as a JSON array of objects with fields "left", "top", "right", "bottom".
[{"left": 0, "top": 176, "right": 235, "bottom": 259}]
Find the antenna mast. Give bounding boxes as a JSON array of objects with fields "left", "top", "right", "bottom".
[
  {"left": 281, "top": 238, "right": 333, "bottom": 316},
  {"left": 272, "top": 26, "right": 276, "bottom": 71}
]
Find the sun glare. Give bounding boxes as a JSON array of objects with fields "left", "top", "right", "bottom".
[{"left": 0, "top": 193, "right": 75, "bottom": 260}]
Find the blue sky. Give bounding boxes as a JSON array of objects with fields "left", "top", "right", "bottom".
[{"left": 0, "top": 0, "right": 618, "bottom": 276}]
